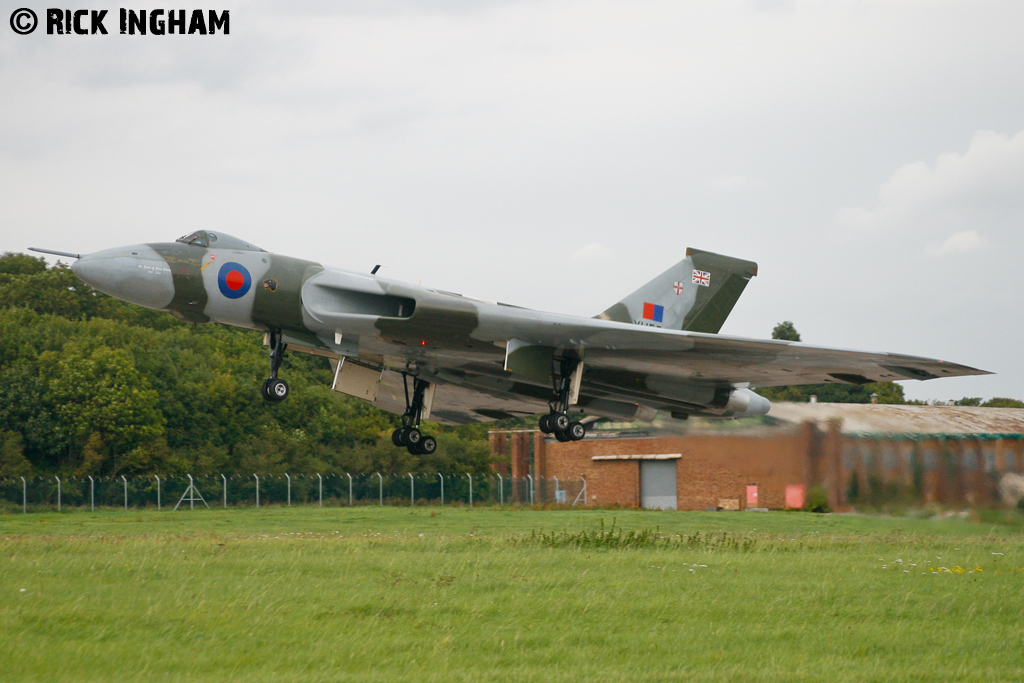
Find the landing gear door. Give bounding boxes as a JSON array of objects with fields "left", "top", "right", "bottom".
[
  {"left": 421, "top": 382, "right": 436, "bottom": 421},
  {"left": 331, "top": 358, "right": 383, "bottom": 401}
]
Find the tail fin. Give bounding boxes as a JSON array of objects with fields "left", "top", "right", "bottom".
[{"left": 595, "top": 248, "right": 757, "bottom": 333}]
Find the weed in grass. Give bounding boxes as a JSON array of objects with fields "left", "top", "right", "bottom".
[{"left": 516, "top": 517, "right": 756, "bottom": 551}]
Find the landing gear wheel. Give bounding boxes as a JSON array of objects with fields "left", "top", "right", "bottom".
[
  {"left": 538, "top": 414, "right": 553, "bottom": 434},
  {"left": 262, "top": 329, "right": 289, "bottom": 402},
  {"left": 393, "top": 374, "right": 436, "bottom": 454},
  {"left": 402, "top": 427, "right": 422, "bottom": 447},
  {"left": 262, "top": 378, "right": 288, "bottom": 402},
  {"left": 567, "top": 421, "right": 586, "bottom": 441},
  {"left": 551, "top": 413, "right": 570, "bottom": 433},
  {"left": 554, "top": 430, "right": 572, "bottom": 442}
]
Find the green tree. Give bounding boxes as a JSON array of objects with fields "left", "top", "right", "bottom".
[
  {"left": 771, "top": 321, "right": 801, "bottom": 342},
  {"left": 0, "top": 252, "right": 47, "bottom": 275},
  {"left": 43, "top": 345, "right": 166, "bottom": 474},
  {"left": 0, "top": 431, "right": 33, "bottom": 476},
  {"left": 981, "top": 397, "right": 1024, "bottom": 408}
]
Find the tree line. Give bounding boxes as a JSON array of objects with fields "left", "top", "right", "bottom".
[{"left": 0, "top": 253, "right": 496, "bottom": 478}]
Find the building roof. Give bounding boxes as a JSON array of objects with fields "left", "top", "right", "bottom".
[
  {"left": 586, "top": 403, "right": 1024, "bottom": 438},
  {"left": 765, "top": 403, "right": 1024, "bottom": 435}
]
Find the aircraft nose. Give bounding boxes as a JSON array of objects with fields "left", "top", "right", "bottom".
[{"left": 72, "top": 245, "right": 175, "bottom": 310}]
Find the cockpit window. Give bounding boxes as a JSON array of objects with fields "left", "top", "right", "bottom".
[
  {"left": 175, "top": 231, "right": 267, "bottom": 252},
  {"left": 176, "top": 231, "right": 209, "bottom": 247}
]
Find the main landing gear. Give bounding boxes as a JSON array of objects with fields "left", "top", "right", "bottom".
[
  {"left": 261, "top": 329, "right": 289, "bottom": 402},
  {"left": 538, "top": 357, "right": 586, "bottom": 442},
  {"left": 391, "top": 374, "right": 437, "bottom": 456}
]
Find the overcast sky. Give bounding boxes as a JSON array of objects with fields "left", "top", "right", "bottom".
[{"left": 2, "top": 0, "right": 1022, "bottom": 402}]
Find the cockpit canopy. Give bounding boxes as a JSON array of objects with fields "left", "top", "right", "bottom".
[{"left": 175, "top": 231, "right": 267, "bottom": 252}]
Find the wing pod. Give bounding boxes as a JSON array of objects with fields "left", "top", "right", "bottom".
[{"left": 719, "top": 387, "right": 771, "bottom": 417}]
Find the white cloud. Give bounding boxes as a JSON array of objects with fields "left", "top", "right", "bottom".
[
  {"left": 925, "top": 229, "right": 986, "bottom": 257},
  {"left": 834, "top": 129, "right": 1024, "bottom": 234}
]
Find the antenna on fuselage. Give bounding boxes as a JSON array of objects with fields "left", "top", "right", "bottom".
[
  {"left": 371, "top": 265, "right": 381, "bottom": 275},
  {"left": 29, "top": 247, "right": 80, "bottom": 259}
]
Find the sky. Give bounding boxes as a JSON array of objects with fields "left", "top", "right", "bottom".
[{"left": 2, "top": 0, "right": 1022, "bottom": 402}]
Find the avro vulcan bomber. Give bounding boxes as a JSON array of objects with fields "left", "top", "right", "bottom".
[{"left": 32, "top": 231, "right": 988, "bottom": 455}]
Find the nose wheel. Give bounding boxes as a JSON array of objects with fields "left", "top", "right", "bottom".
[
  {"left": 262, "top": 329, "right": 289, "bottom": 402},
  {"left": 390, "top": 374, "right": 438, "bottom": 455},
  {"left": 262, "top": 377, "right": 289, "bottom": 402}
]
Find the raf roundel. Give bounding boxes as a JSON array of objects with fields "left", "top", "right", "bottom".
[{"left": 217, "top": 262, "right": 252, "bottom": 299}]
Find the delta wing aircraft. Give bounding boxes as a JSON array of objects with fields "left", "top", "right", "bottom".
[{"left": 32, "top": 232, "right": 988, "bottom": 455}]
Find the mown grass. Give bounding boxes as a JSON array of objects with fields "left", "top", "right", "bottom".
[{"left": 2, "top": 507, "right": 1024, "bottom": 682}]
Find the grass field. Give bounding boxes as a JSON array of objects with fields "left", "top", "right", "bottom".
[{"left": 3, "top": 507, "right": 1024, "bottom": 682}]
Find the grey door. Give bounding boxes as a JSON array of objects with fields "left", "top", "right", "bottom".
[{"left": 640, "top": 459, "right": 677, "bottom": 510}]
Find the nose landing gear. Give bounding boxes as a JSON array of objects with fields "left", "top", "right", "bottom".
[
  {"left": 390, "top": 374, "right": 437, "bottom": 455},
  {"left": 261, "top": 329, "right": 289, "bottom": 402},
  {"left": 538, "top": 357, "right": 586, "bottom": 442}
]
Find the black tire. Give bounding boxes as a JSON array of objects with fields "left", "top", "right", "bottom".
[
  {"left": 538, "top": 414, "right": 552, "bottom": 434},
  {"left": 419, "top": 436, "right": 437, "bottom": 455},
  {"left": 407, "top": 441, "right": 424, "bottom": 455},
  {"left": 261, "top": 379, "right": 273, "bottom": 401},
  {"left": 264, "top": 378, "right": 288, "bottom": 402},
  {"left": 552, "top": 413, "right": 570, "bottom": 433},
  {"left": 403, "top": 428, "right": 422, "bottom": 446},
  {"left": 568, "top": 421, "right": 586, "bottom": 441},
  {"left": 392, "top": 429, "right": 405, "bottom": 447},
  {"left": 554, "top": 430, "right": 571, "bottom": 442}
]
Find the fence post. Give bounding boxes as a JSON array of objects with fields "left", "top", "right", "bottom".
[
  {"left": 317, "top": 473, "right": 323, "bottom": 507},
  {"left": 286, "top": 473, "right": 291, "bottom": 507},
  {"left": 467, "top": 473, "right": 473, "bottom": 507},
  {"left": 377, "top": 472, "right": 383, "bottom": 506},
  {"left": 347, "top": 473, "right": 353, "bottom": 506},
  {"left": 122, "top": 475, "right": 128, "bottom": 511},
  {"left": 155, "top": 475, "right": 161, "bottom": 511},
  {"left": 21, "top": 477, "right": 26, "bottom": 514},
  {"left": 221, "top": 474, "right": 227, "bottom": 509},
  {"left": 526, "top": 474, "right": 534, "bottom": 505},
  {"left": 55, "top": 476, "right": 61, "bottom": 512},
  {"left": 497, "top": 473, "right": 503, "bottom": 506},
  {"left": 438, "top": 473, "right": 444, "bottom": 506},
  {"left": 88, "top": 476, "right": 95, "bottom": 512},
  {"left": 574, "top": 475, "right": 587, "bottom": 506},
  {"left": 409, "top": 473, "right": 415, "bottom": 506},
  {"left": 254, "top": 474, "right": 260, "bottom": 508},
  {"left": 553, "top": 475, "right": 559, "bottom": 505}
]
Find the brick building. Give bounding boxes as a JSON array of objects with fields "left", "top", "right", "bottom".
[{"left": 489, "top": 404, "right": 1024, "bottom": 510}]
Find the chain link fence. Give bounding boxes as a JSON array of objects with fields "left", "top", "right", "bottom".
[{"left": 0, "top": 473, "right": 587, "bottom": 512}]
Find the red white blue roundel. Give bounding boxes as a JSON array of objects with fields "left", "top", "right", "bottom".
[{"left": 217, "top": 262, "right": 252, "bottom": 299}]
